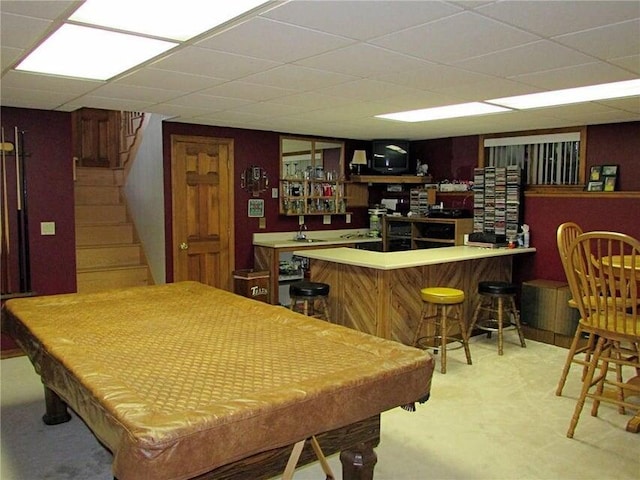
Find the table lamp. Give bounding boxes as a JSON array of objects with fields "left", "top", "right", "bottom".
[{"left": 351, "top": 150, "right": 367, "bottom": 175}]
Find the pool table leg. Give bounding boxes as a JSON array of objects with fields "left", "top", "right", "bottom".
[
  {"left": 340, "top": 442, "right": 377, "bottom": 480},
  {"left": 42, "top": 386, "right": 71, "bottom": 425}
]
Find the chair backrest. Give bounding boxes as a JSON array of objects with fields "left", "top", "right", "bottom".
[
  {"left": 557, "top": 222, "right": 583, "bottom": 278},
  {"left": 565, "top": 231, "right": 639, "bottom": 338}
]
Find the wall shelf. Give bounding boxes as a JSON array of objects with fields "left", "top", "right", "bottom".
[{"left": 351, "top": 175, "right": 433, "bottom": 184}]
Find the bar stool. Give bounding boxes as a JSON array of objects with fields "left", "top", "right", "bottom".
[
  {"left": 468, "top": 281, "right": 526, "bottom": 355},
  {"left": 289, "top": 281, "right": 331, "bottom": 321},
  {"left": 413, "top": 287, "right": 472, "bottom": 374}
]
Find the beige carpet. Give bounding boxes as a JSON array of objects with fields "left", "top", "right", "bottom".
[{"left": 2, "top": 334, "right": 639, "bottom": 479}]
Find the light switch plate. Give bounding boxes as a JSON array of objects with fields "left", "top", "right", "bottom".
[
  {"left": 41, "top": 221, "right": 55, "bottom": 235},
  {"left": 346, "top": 214, "right": 352, "bottom": 224},
  {"left": 323, "top": 215, "right": 331, "bottom": 225},
  {"left": 271, "top": 188, "right": 278, "bottom": 198}
]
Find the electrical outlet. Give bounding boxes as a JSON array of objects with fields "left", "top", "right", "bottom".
[
  {"left": 271, "top": 188, "right": 278, "bottom": 198},
  {"left": 346, "top": 214, "right": 351, "bottom": 224},
  {"left": 323, "top": 215, "right": 331, "bottom": 225}
]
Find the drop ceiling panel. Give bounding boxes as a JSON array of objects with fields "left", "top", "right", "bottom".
[
  {"left": 609, "top": 54, "right": 640, "bottom": 74},
  {"left": 240, "top": 64, "right": 358, "bottom": 91},
  {"left": 453, "top": 41, "right": 597, "bottom": 78},
  {"left": 294, "top": 43, "right": 434, "bottom": 77},
  {"left": 0, "top": 1, "right": 79, "bottom": 19},
  {"left": 0, "top": 12, "right": 53, "bottom": 50},
  {"left": 149, "top": 46, "right": 281, "bottom": 80},
  {"left": 195, "top": 17, "right": 355, "bottom": 63},
  {"left": 115, "top": 68, "right": 225, "bottom": 92},
  {"left": 553, "top": 20, "right": 640, "bottom": 60},
  {"left": 477, "top": 0, "right": 640, "bottom": 37},
  {"left": 373, "top": 64, "right": 495, "bottom": 91},
  {"left": 371, "top": 12, "right": 539, "bottom": 63},
  {"left": 260, "top": 0, "right": 463, "bottom": 41},
  {"left": 511, "top": 62, "right": 638, "bottom": 90},
  {"left": 198, "top": 81, "right": 296, "bottom": 102},
  {"left": 1, "top": 70, "right": 101, "bottom": 97},
  {"left": 84, "top": 83, "right": 183, "bottom": 104},
  {"left": 0, "top": 85, "right": 76, "bottom": 110}
]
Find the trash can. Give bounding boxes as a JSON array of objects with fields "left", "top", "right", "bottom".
[{"left": 233, "top": 269, "right": 270, "bottom": 304}]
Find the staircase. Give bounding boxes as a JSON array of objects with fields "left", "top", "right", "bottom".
[{"left": 75, "top": 167, "right": 151, "bottom": 293}]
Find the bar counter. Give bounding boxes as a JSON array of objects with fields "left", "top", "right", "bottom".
[{"left": 293, "top": 246, "right": 536, "bottom": 345}]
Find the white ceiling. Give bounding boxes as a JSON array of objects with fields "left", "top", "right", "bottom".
[{"left": 1, "top": 0, "right": 639, "bottom": 140}]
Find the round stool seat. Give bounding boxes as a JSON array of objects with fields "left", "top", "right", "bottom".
[
  {"left": 478, "top": 281, "right": 517, "bottom": 296},
  {"left": 290, "top": 281, "right": 330, "bottom": 297},
  {"left": 421, "top": 287, "right": 465, "bottom": 305}
]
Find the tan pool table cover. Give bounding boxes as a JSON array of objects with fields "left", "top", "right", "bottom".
[{"left": 2, "top": 282, "right": 434, "bottom": 480}]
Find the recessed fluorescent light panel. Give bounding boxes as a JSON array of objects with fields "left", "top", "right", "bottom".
[
  {"left": 69, "top": 0, "right": 271, "bottom": 41},
  {"left": 376, "top": 102, "right": 511, "bottom": 122},
  {"left": 488, "top": 79, "right": 640, "bottom": 110},
  {"left": 15, "top": 0, "right": 270, "bottom": 81},
  {"left": 15, "top": 24, "right": 177, "bottom": 81}
]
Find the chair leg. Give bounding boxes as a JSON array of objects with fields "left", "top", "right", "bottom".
[
  {"left": 567, "top": 336, "right": 606, "bottom": 438},
  {"left": 556, "top": 324, "right": 585, "bottom": 396}
]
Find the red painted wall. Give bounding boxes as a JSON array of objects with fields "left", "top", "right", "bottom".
[
  {"left": 1, "top": 107, "right": 76, "bottom": 295},
  {"left": 161, "top": 122, "right": 370, "bottom": 280},
  {"left": 1, "top": 107, "right": 75, "bottom": 352}
]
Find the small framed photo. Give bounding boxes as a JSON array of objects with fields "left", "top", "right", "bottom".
[
  {"left": 601, "top": 164, "right": 618, "bottom": 176},
  {"left": 248, "top": 198, "right": 264, "bottom": 218},
  {"left": 586, "top": 181, "right": 604, "bottom": 192},
  {"left": 589, "top": 165, "right": 602, "bottom": 181},
  {"left": 603, "top": 175, "right": 617, "bottom": 192}
]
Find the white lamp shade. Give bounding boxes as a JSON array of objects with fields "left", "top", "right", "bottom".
[{"left": 351, "top": 150, "right": 367, "bottom": 165}]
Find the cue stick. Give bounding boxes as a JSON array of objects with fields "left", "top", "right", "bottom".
[
  {"left": 15, "top": 128, "right": 31, "bottom": 292},
  {"left": 1, "top": 127, "right": 12, "bottom": 293}
]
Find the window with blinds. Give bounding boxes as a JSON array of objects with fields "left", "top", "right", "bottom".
[{"left": 481, "top": 129, "right": 586, "bottom": 187}]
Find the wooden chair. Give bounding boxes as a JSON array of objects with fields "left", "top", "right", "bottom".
[
  {"left": 564, "top": 231, "right": 640, "bottom": 438},
  {"left": 555, "top": 222, "right": 594, "bottom": 396}
]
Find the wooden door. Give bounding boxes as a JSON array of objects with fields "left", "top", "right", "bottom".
[
  {"left": 171, "top": 135, "right": 234, "bottom": 290},
  {"left": 71, "top": 108, "right": 120, "bottom": 168}
]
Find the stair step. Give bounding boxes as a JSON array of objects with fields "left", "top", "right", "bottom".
[
  {"left": 76, "top": 205, "right": 127, "bottom": 225},
  {"left": 76, "top": 265, "right": 149, "bottom": 294},
  {"left": 76, "top": 244, "right": 142, "bottom": 269},
  {"left": 75, "top": 185, "right": 121, "bottom": 205},
  {"left": 75, "top": 167, "right": 123, "bottom": 186},
  {"left": 76, "top": 224, "right": 134, "bottom": 246}
]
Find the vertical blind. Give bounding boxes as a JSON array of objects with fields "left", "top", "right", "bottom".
[{"left": 484, "top": 132, "right": 581, "bottom": 186}]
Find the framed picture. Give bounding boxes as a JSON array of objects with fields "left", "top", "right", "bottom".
[
  {"left": 248, "top": 199, "right": 264, "bottom": 218},
  {"left": 587, "top": 181, "right": 604, "bottom": 192},
  {"left": 603, "top": 175, "right": 617, "bottom": 192},
  {"left": 600, "top": 165, "right": 618, "bottom": 192},
  {"left": 589, "top": 165, "right": 602, "bottom": 181}
]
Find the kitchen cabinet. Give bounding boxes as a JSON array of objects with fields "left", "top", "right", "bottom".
[{"left": 383, "top": 216, "right": 473, "bottom": 251}]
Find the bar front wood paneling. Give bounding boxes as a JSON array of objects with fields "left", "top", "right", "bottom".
[{"left": 307, "top": 249, "right": 521, "bottom": 346}]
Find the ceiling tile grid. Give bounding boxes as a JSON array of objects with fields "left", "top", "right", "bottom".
[{"left": 0, "top": 0, "right": 638, "bottom": 140}]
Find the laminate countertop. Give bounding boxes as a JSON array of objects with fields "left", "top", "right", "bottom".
[
  {"left": 293, "top": 245, "right": 536, "bottom": 270},
  {"left": 253, "top": 229, "right": 381, "bottom": 248}
]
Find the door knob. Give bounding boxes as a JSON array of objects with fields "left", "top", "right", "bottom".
[{"left": 179, "top": 242, "right": 189, "bottom": 251}]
